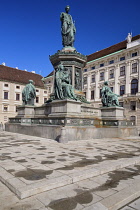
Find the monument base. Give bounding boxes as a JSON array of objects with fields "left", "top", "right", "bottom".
[{"left": 6, "top": 100, "right": 138, "bottom": 142}]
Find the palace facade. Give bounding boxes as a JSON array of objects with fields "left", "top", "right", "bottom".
[{"left": 83, "top": 34, "right": 140, "bottom": 126}]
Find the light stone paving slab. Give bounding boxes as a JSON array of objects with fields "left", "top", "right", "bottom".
[
  {"left": 129, "top": 198, "right": 140, "bottom": 209},
  {"left": 84, "top": 202, "right": 108, "bottom": 210},
  {"left": 1, "top": 131, "right": 140, "bottom": 209},
  {"left": 120, "top": 207, "right": 134, "bottom": 210},
  {"left": 100, "top": 179, "right": 140, "bottom": 210}
]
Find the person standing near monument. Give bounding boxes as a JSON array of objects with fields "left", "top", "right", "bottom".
[
  {"left": 22, "top": 80, "right": 36, "bottom": 105},
  {"left": 60, "top": 5, "right": 76, "bottom": 47}
]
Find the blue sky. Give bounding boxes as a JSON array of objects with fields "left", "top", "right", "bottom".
[{"left": 0, "top": 0, "right": 140, "bottom": 77}]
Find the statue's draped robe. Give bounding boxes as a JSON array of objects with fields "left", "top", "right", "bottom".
[
  {"left": 60, "top": 12, "right": 76, "bottom": 47},
  {"left": 54, "top": 68, "right": 77, "bottom": 101}
]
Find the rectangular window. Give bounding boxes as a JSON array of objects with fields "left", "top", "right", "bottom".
[
  {"left": 100, "top": 72, "right": 104, "bottom": 81},
  {"left": 120, "top": 66, "right": 125, "bottom": 76},
  {"left": 109, "top": 60, "right": 114, "bottom": 64},
  {"left": 4, "top": 92, "right": 8, "bottom": 99},
  {"left": 36, "top": 89, "right": 39, "bottom": 92},
  {"left": 110, "top": 69, "right": 114, "bottom": 79},
  {"left": 83, "top": 77, "right": 87, "bottom": 85},
  {"left": 3, "top": 105, "right": 8, "bottom": 112},
  {"left": 84, "top": 69, "right": 87, "bottom": 72},
  {"left": 120, "top": 56, "right": 125, "bottom": 61},
  {"left": 91, "top": 66, "right": 95, "bottom": 70},
  {"left": 36, "top": 97, "right": 39, "bottom": 103},
  {"left": 44, "top": 91, "right": 47, "bottom": 94},
  {"left": 44, "top": 98, "right": 47, "bottom": 103},
  {"left": 120, "top": 85, "right": 125, "bottom": 96},
  {"left": 16, "top": 93, "right": 20, "bottom": 101},
  {"left": 4, "top": 84, "right": 8, "bottom": 87},
  {"left": 119, "top": 102, "right": 123, "bottom": 107},
  {"left": 91, "top": 90, "right": 94, "bottom": 100},
  {"left": 100, "top": 63, "right": 104, "bottom": 67},
  {"left": 130, "top": 101, "right": 136, "bottom": 110},
  {"left": 16, "top": 85, "right": 20, "bottom": 89},
  {"left": 132, "top": 63, "right": 137, "bottom": 73},
  {"left": 91, "top": 74, "right": 95, "bottom": 83},
  {"left": 132, "top": 52, "right": 137, "bottom": 57}
]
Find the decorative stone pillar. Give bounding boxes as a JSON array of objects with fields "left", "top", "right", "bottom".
[
  {"left": 72, "top": 65, "right": 75, "bottom": 87},
  {"left": 95, "top": 70, "right": 99, "bottom": 100},
  {"left": 126, "top": 61, "right": 131, "bottom": 94},
  {"left": 87, "top": 73, "right": 91, "bottom": 101},
  {"left": 114, "top": 64, "right": 119, "bottom": 95},
  {"left": 105, "top": 68, "right": 108, "bottom": 81}
]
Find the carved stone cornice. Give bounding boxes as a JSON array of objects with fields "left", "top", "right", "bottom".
[{"left": 118, "top": 79, "right": 126, "bottom": 85}]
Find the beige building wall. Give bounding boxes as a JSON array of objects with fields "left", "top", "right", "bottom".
[{"left": 0, "top": 81, "right": 48, "bottom": 124}]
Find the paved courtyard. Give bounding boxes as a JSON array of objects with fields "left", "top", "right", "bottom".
[{"left": 0, "top": 131, "right": 140, "bottom": 209}]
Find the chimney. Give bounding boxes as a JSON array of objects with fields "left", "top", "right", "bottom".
[
  {"left": 2, "top": 62, "right": 5, "bottom": 66},
  {"left": 31, "top": 71, "right": 35, "bottom": 73}
]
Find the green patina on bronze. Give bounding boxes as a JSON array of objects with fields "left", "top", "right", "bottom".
[
  {"left": 54, "top": 63, "right": 77, "bottom": 100},
  {"left": 60, "top": 5, "right": 76, "bottom": 47},
  {"left": 22, "top": 80, "right": 36, "bottom": 106},
  {"left": 101, "top": 81, "right": 120, "bottom": 107}
]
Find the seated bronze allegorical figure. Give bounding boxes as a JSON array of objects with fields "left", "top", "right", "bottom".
[
  {"left": 54, "top": 63, "right": 77, "bottom": 101},
  {"left": 101, "top": 81, "right": 120, "bottom": 107}
]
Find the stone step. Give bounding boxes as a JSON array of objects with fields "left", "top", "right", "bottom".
[
  {"left": 95, "top": 179, "right": 140, "bottom": 210},
  {"left": 0, "top": 156, "right": 140, "bottom": 199}
]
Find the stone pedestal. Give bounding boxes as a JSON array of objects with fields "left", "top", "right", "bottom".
[
  {"left": 101, "top": 107, "right": 124, "bottom": 120},
  {"left": 45, "top": 99, "right": 82, "bottom": 117},
  {"left": 49, "top": 50, "right": 87, "bottom": 92},
  {"left": 16, "top": 105, "right": 35, "bottom": 118}
]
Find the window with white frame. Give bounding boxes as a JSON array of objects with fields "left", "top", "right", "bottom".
[
  {"left": 44, "top": 98, "right": 47, "bottom": 103},
  {"left": 4, "top": 83, "right": 8, "bottom": 87},
  {"left": 3, "top": 105, "right": 8, "bottom": 112},
  {"left": 100, "top": 72, "right": 104, "bottom": 81},
  {"left": 130, "top": 101, "right": 136, "bottom": 110},
  {"left": 109, "top": 60, "right": 114, "bottom": 64},
  {"left": 91, "top": 90, "right": 94, "bottom": 100},
  {"left": 132, "top": 52, "right": 137, "bottom": 57},
  {"left": 120, "top": 56, "right": 125, "bottom": 61},
  {"left": 130, "top": 116, "right": 136, "bottom": 125},
  {"left": 36, "top": 97, "right": 39, "bottom": 103},
  {"left": 91, "top": 74, "right": 95, "bottom": 83},
  {"left": 132, "top": 63, "right": 137, "bottom": 73},
  {"left": 109, "top": 69, "right": 114, "bottom": 79},
  {"left": 16, "top": 93, "right": 20, "bottom": 101},
  {"left": 4, "top": 92, "right": 8, "bottom": 99},
  {"left": 120, "top": 85, "right": 125, "bottom": 96},
  {"left": 120, "top": 66, "right": 125, "bottom": 76}
]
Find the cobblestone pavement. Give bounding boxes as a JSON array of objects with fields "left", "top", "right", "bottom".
[{"left": 0, "top": 131, "right": 140, "bottom": 210}]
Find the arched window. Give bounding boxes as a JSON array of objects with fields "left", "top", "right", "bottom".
[
  {"left": 131, "top": 79, "right": 138, "bottom": 95},
  {"left": 130, "top": 116, "right": 136, "bottom": 125}
]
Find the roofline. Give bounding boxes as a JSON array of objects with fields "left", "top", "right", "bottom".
[{"left": 87, "top": 49, "right": 125, "bottom": 64}]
